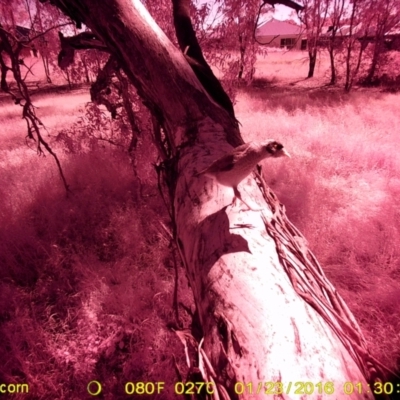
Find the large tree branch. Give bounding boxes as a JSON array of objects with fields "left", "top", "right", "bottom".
[
  {"left": 172, "top": 0, "right": 235, "bottom": 118},
  {"left": 43, "top": 0, "right": 240, "bottom": 149},
  {"left": 57, "top": 31, "right": 109, "bottom": 69},
  {"left": 264, "top": 0, "right": 304, "bottom": 13}
]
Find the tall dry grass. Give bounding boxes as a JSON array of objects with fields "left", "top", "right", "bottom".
[
  {"left": 0, "top": 92, "right": 189, "bottom": 399},
  {"left": 237, "top": 87, "right": 400, "bottom": 372}
]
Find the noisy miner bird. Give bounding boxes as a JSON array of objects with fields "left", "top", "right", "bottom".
[{"left": 197, "top": 140, "right": 290, "bottom": 211}]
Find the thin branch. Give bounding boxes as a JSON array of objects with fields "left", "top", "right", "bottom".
[{"left": 28, "top": 22, "right": 72, "bottom": 42}]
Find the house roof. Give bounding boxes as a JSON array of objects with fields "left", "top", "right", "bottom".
[
  {"left": 322, "top": 23, "right": 400, "bottom": 38},
  {"left": 257, "top": 18, "right": 303, "bottom": 36},
  {"left": 15, "top": 26, "right": 31, "bottom": 41}
]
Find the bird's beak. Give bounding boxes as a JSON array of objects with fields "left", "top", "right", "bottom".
[{"left": 282, "top": 149, "right": 291, "bottom": 158}]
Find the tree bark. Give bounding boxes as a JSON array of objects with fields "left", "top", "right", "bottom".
[{"left": 40, "top": 0, "right": 386, "bottom": 397}]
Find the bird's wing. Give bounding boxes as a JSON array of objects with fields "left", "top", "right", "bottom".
[
  {"left": 210, "top": 143, "right": 253, "bottom": 172},
  {"left": 210, "top": 153, "right": 236, "bottom": 172},
  {"left": 199, "top": 143, "right": 252, "bottom": 174}
]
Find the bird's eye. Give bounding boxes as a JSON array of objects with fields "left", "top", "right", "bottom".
[
  {"left": 265, "top": 144, "right": 274, "bottom": 154},
  {"left": 266, "top": 141, "right": 283, "bottom": 154}
]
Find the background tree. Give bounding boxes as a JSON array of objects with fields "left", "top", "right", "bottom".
[
  {"left": 0, "top": 0, "right": 71, "bottom": 85},
  {"left": 0, "top": 0, "right": 74, "bottom": 187},
  {"left": 341, "top": 0, "right": 373, "bottom": 91},
  {"left": 362, "top": 0, "right": 400, "bottom": 85},
  {"left": 209, "top": 0, "right": 303, "bottom": 85},
  {"left": 0, "top": 0, "right": 31, "bottom": 91},
  {"left": 219, "top": 0, "right": 260, "bottom": 82},
  {"left": 299, "top": 0, "right": 329, "bottom": 78},
  {"left": 29, "top": 0, "right": 65, "bottom": 83},
  {"left": 326, "top": 0, "right": 346, "bottom": 85}
]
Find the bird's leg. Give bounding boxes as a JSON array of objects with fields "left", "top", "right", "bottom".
[
  {"left": 231, "top": 188, "right": 239, "bottom": 207},
  {"left": 232, "top": 187, "right": 261, "bottom": 212}
]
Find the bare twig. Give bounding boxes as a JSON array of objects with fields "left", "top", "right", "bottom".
[
  {"left": 28, "top": 22, "right": 72, "bottom": 42},
  {"left": 0, "top": 24, "right": 70, "bottom": 194}
]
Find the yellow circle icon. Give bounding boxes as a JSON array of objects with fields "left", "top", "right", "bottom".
[{"left": 87, "top": 381, "right": 102, "bottom": 396}]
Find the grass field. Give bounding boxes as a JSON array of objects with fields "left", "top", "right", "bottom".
[{"left": 0, "top": 52, "right": 399, "bottom": 398}]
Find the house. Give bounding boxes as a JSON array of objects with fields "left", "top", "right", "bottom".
[
  {"left": 385, "top": 28, "right": 400, "bottom": 51},
  {"left": 318, "top": 23, "right": 400, "bottom": 51},
  {"left": 256, "top": 18, "right": 306, "bottom": 50},
  {"left": 14, "top": 25, "right": 40, "bottom": 58}
]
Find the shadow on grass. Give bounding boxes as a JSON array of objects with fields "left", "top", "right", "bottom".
[{"left": 239, "top": 77, "right": 387, "bottom": 113}]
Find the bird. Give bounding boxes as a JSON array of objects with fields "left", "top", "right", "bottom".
[{"left": 197, "top": 140, "right": 290, "bottom": 211}]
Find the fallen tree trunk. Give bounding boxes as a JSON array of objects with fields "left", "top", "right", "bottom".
[{"left": 41, "top": 0, "right": 387, "bottom": 398}]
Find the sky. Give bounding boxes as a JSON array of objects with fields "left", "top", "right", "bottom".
[
  {"left": 197, "top": 1, "right": 300, "bottom": 29},
  {"left": 266, "top": 4, "right": 297, "bottom": 21}
]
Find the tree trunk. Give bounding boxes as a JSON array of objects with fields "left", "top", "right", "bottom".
[
  {"left": 65, "top": 67, "right": 72, "bottom": 89},
  {"left": 327, "top": 32, "right": 338, "bottom": 86},
  {"left": 364, "top": 36, "right": 384, "bottom": 85},
  {"left": 0, "top": 51, "right": 9, "bottom": 91},
  {"left": 35, "top": 1, "right": 52, "bottom": 84},
  {"left": 345, "top": 37, "right": 367, "bottom": 92},
  {"left": 328, "top": 47, "right": 336, "bottom": 85},
  {"left": 42, "top": 0, "right": 386, "bottom": 397},
  {"left": 81, "top": 54, "right": 90, "bottom": 83},
  {"left": 307, "top": 47, "right": 317, "bottom": 78},
  {"left": 238, "top": 33, "right": 245, "bottom": 80},
  {"left": 344, "top": 41, "right": 352, "bottom": 91},
  {"left": 42, "top": 54, "right": 52, "bottom": 83}
]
